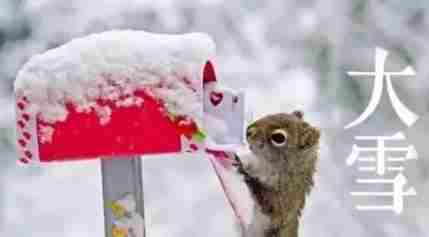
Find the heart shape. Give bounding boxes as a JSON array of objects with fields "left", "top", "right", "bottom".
[{"left": 210, "top": 91, "right": 223, "bottom": 106}]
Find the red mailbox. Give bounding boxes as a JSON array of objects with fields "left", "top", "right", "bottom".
[{"left": 14, "top": 31, "right": 214, "bottom": 164}]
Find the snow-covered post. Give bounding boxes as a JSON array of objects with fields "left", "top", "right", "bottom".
[{"left": 13, "top": 31, "right": 229, "bottom": 237}]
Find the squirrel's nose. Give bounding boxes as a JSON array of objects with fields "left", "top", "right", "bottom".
[{"left": 246, "top": 126, "right": 258, "bottom": 140}]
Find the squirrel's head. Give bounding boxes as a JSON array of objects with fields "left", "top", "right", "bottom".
[{"left": 246, "top": 111, "right": 320, "bottom": 165}]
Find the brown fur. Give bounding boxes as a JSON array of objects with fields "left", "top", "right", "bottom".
[{"left": 236, "top": 111, "right": 320, "bottom": 237}]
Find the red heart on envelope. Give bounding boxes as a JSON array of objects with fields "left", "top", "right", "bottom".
[{"left": 210, "top": 91, "right": 223, "bottom": 106}]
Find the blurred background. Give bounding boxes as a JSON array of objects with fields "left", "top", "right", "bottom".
[{"left": 0, "top": 0, "right": 428, "bottom": 236}]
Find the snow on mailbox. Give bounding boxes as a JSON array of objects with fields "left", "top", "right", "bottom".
[
  {"left": 13, "top": 30, "right": 248, "bottom": 237},
  {"left": 14, "top": 30, "right": 215, "bottom": 163}
]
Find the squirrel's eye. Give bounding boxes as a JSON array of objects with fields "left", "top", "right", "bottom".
[{"left": 270, "top": 129, "right": 287, "bottom": 147}]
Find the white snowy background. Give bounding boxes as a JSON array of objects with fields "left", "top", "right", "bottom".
[{"left": 1, "top": 0, "right": 429, "bottom": 236}]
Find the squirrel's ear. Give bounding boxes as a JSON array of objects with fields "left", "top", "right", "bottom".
[{"left": 293, "top": 110, "right": 304, "bottom": 119}]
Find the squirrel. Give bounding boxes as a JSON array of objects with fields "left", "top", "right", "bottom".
[{"left": 235, "top": 111, "right": 320, "bottom": 237}]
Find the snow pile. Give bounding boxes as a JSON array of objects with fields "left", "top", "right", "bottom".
[{"left": 14, "top": 30, "right": 215, "bottom": 127}]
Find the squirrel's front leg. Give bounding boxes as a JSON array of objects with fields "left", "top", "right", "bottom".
[
  {"left": 234, "top": 154, "right": 257, "bottom": 176},
  {"left": 234, "top": 154, "right": 280, "bottom": 189}
]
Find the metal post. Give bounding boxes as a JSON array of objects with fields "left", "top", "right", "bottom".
[{"left": 101, "top": 156, "right": 145, "bottom": 237}]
